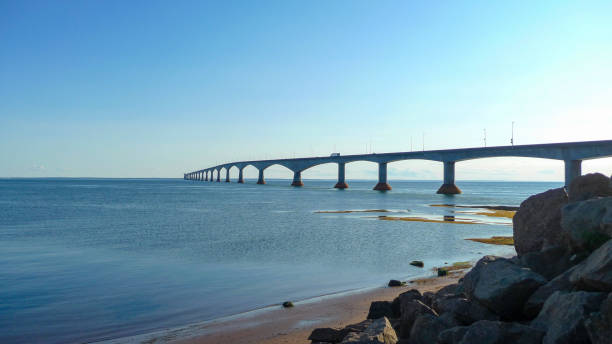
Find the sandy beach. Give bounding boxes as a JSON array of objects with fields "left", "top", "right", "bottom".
[{"left": 108, "top": 272, "right": 464, "bottom": 344}]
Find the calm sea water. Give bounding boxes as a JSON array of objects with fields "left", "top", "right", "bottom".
[{"left": 0, "top": 178, "right": 561, "bottom": 343}]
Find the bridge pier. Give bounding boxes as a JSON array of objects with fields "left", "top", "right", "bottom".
[
  {"left": 334, "top": 162, "right": 348, "bottom": 189},
  {"left": 437, "top": 161, "right": 461, "bottom": 194},
  {"left": 291, "top": 171, "right": 304, "bottom": 186},
  {"left": 211, "top": 171, "right": 214, "bottom": 182},
  {"left": 205, "top": 171, "right": 208, "bottom": 181},
  {"left": 564, "top": 159, "right": 582, "bottom": 188},
  {"left": 238, "top": 168, "right": 244, "bottom": 183},
  {"left": 373, "top": 162, "right": 392, "bottom": 191},
  {"left": 200, "top": 171, "right": 203, "bottom": 181},
  {"left": 216, "top": 170, "right": 220, "bottom": 182},
  {"left": 257, "top": 169, "right": 266, "bottom": 184},
  {"left": 225, "top": 169, "right": 230, "bottom": 183}
]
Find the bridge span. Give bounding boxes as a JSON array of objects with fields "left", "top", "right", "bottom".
[{"left": 184, "top": 140, "right": 612, "bottom": 194}]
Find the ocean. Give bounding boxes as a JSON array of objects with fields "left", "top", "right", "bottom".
[{"left": 0, "top": 178, "right": 561, "bottom": 343}]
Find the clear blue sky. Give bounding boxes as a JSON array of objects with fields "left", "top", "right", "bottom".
[{"left": 1, "top": 0, "right": 611, "bottom": 180}]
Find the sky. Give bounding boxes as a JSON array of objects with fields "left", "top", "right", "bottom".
[{"left": 1, "top": 0, "right": 611, "bottom": 181}]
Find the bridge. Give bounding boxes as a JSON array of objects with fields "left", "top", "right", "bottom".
[{"left": 184, "top": 140, "right": 612, "bottom": 194}]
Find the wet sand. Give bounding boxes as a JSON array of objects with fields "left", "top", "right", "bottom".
[{"left": 110, "top": 273, "right": 464, "bottom": 344}]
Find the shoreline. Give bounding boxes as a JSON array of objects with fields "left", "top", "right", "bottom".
[
  {"left": 98, "top": 238, "right": 516, "bottom": 344},
  {"left": 100, "top": 272, "right": 466, "bottom": 344}
]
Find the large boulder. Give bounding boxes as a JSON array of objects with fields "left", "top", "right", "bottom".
[
  {"left": 408, "top": 313, "right": 454, "bottom": 344},
  {"left": 531, "top": 291, "right": 606, "bottom": 344},
  {"left": 562, "top": 197, "right": 612, "bottom": 253},
  {"left": 463, "top": 256, "right": 547, "bottom": 319},
  {"left": 367, "top": 301, "right": 395, "bottom": 320},
  {"left": 519, "top": 246, "right": 575, "bottom": 280},
  {"left": 433, "top": 294, "right": 499, "bottom": 325},
  {"left": 340, "top": 317, "right": 398, "bottom": 344},
  {"left": 309, "top": 327, "right": 350, "bottom": 343},
  {"left": 436, "top": 283, "right": 465, "bottom": 298},
  {"left": 438, "top": 326, "right": 469, "bottom": 344},
  {"left": 399, "top": 299, "right": 437, "bottom": 338},
  {"left": 568, "top": 173, "right": 612, "bottom": 203},
  {"left": 463, "top": 255, "right": 498, "bottom": 297},
  {"left": 513, "top": 188, "right": 569, "bottom": 256},
  {"left": 585, "top": 293, "right": 612, "bottom": 344},
  {"left": 569, "top": 238, "right": 612, "bottom": 291},
  {"left": 456, "top": 320, "right": 544, "bottom": 344},
  {"left": 523, "top": 266, "right": 576, "bottom": 319}
]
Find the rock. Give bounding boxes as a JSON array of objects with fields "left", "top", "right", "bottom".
[
  {"left": 282, "top": 301, "right": 294, "bottom": 308},
  {"left": 408, "top": 313, "right": 453, "bottom": 344},
  {"left": 463, "top": 256, "right": 501, "bottom": 298},
  {"left": 513, "top": 188, "right": 568, "bottom": 256},
  {"left": 463, "top": 256, "right": 547, "bottom": 319},
  {"left": 399, "top": 299, "right": 437, "bottom": 338},
  {"left": 433, "top": 294, "right": 499, "bottom": 325},
  {"left": 410, "top": 260, "right": 424, "bottom": 268},
  {"left": 568, "top": 173, "right": 612, "bottom": 203},
  {"left": 344, "top": 319, "right": 374, "bottom": 333},
  {"left": 438, "top": 326, "right": 469, "bottom": 344},
  {"left": 569, "top": 238, "right": 612, "bottom": 291},
  {"left": 367, "top": 301, "right": 394, "bottom": 320},
  {"left": 438, "top": 269, "right": 448, "bottom": 276},
  {"left": 391, "top": 289, "right": 421, "bottom": 320},
  {"left": 519, "top": 246, "right": 574, "bottom": 280},
  {"left": 562, "top": 197, "right": 612, "bottom": 252},
  {"left": 309, "top": 327, "right": 349, "bottom": 343},
  {"left": 523, "top": 266, "right": 576, "bottom": 319},
  {"left": 531, "top": 291, "right": 606, "bottom": 344},
  {"left": 388, "top": 280, "right": 405, "bottom": 287},
  {"left": 457, "top": 320, "right": 544, "bottom": 344},
  {"left": 340, "top": 317, "right": 398, "bottom": 344},
  {"left": 421, "top": 292, "right": 435, "bottom": 307},
  {"left": 585, "top": 293, "right": 612, "bottom": 344},
  {"left": 436, "top": 283, "right": 465, "bottom": 298},
  {"left": 438, "top": 312, "right": 462, "bottom": 327}
]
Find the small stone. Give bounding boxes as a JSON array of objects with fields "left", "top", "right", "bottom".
[
  {"left": 282, "top": 301, "right": 294, "bottom": 308},
  {"left": 438, "top": 269, "right": 448, "bottom": 277},
  {"left": 410, "top": 260, "right": 424, "bottom": 268},
  {"left": 388, "top": 280, "right": 406, "bottom": 287}
]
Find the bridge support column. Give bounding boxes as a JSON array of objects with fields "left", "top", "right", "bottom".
[
  {"left": 257, "top": 169, "right": 266, "bottom": 184},
  {"left": 564, "top": 159, "right": 582, "bottom": 189},
  {"left": 238, "top": 168, "right": 244, "bottom": 183},
  {"left": 211, "top": 171, "right": 215, "bottom": 182},
  {"left": 225, "top": 169, "right": 230, "bottom": 182},
  {"left": 291, "top": 171, "right": 303, "bottom": 186},
  {"left": 334, "top": 162, "right": 348, "bottom": 189},
  {"left": 437, "top": 161, "right": 461, "bottom": 194},
  {"left": 373, "top": 162, "right": 392, "bottom": 191},
  {"left": 200, "top": 172, "right": 203, "bottom": 181},
  {"left": 205, "top": 171, "right": 208, "bottom": 181},
  {"left": 216, "top": 171, "right": 220, "bottom": 182}
]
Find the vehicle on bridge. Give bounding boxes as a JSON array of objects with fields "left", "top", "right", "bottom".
[{"left": 330, "top": 153, "right": 340, "bottom": 157}]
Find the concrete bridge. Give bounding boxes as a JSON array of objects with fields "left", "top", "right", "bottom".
[{"left": 183, "top": 140, "right": 612, "bottom": 194}]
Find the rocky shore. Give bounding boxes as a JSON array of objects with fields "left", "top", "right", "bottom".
[{"left": 307, "top": 173, "right": 612, "bottom": 344}]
